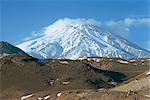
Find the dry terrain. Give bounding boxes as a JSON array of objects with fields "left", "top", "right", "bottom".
[{"left": 0, "top": 55, "right": 150, "bottom": 100}]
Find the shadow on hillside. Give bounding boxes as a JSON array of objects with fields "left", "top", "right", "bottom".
[{"left": 85, "top": 64, "right": 126, "bottom": 82}]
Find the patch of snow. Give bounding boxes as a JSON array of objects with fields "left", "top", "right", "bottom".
[
  {"left": 130, "top": 59, "right": 136, "bottom": 63},
  {"left": 91, "top": 58, "right": 101, "bottom": 62},
  {"left": 145, "top": 94, "right": 150, "bottom": 98},
  {"left": 44, "top": 95, "right": 51, "bottom": 99},
  {"left": 37, "top": 97, "right": 43, "bottom": 100},
  {"left": 21, "top": 94, "right": 34, "bottom": 100},
  {"left": 78, "top": 57, "right": 87, "bottom": 60},
  {"left": 3, "top": 53, "right": 10, "bottom": 56},
  {"left": 56, "top": 78, "right": 59, "bottom": 81},
  {"left": 87, "top": 58, "right": 102, "bottom": 62},
  {"left": 97, "top": 88, "right": 104, "bottom": 91},
  {"left": 0, "top": 53, "right": 11, "bottom": 57},
  {"left": 117, "top": 60, "right": 128, "bottom": 64},
  {"left": 57, "top": 93, "right": 62, "bottom": 97},
  {"left": 62, "top": 81, "right": 70, "bottom": 85},
  {"left": 87, "top": 58, "right": 91, "bottom": 61},
  {"left": 59, "top": 61, "right": 69, "bottom": 64},
  {"left": 146, "top": 71, "right": 150, "bottom": 75},
  {"left": 141, "top": 60, "right": 145, "bottom": 62},
  {"left": 147, "top": 59, "right": 150, "bottom": 61}
]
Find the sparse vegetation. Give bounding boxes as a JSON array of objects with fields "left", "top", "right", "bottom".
[{"left": 0, "top": 55, "right": 149, "bottom": 100}]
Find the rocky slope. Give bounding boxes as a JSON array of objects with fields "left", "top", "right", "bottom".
[
  {"left": 0, "top": 55, "right": 149, "bottom": 100},
  {"left": 0, "top": 41, "right": 28, "bottom": 56}
]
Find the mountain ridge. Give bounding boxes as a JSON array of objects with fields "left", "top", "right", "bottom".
[
  {"left": 16, "top": 18, "right": 150, "bottom": 59},
  {"left": 0, "top": 41, "right": 28, "bottom": 56}
]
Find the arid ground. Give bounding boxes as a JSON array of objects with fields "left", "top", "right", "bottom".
[{"left": 0, "top": 55, "right": 150, "bottom": 100}]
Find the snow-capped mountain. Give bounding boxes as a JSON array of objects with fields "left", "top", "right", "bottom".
[
  {"left": 16, "top": 18, "right": 150, "bottom": 59},
  {"left": 0, "top": 41, "right": 28, "bottom": 56}
]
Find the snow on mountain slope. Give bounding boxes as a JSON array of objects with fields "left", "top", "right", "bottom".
[{"left": 16, "top": 18, "right": 150, "bottom": 59}]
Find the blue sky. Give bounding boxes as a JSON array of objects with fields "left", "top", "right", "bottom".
[{"left": 0, "top": 0, "right": 150, "bottom": 50}]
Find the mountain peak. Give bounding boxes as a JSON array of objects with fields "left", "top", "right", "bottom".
[
  {"left": 44, "top": 18, "right": 101, "bottom": 36},
  {"left": 51, "top": 18, "right": 99, "bottom": 27},
  {"left": 16, "top": 18, "right": 150, "bottom": 59}
]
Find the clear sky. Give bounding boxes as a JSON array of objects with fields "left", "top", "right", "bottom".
[{"left": 0, "top": 0, "right": 150, "bottom": 50}]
